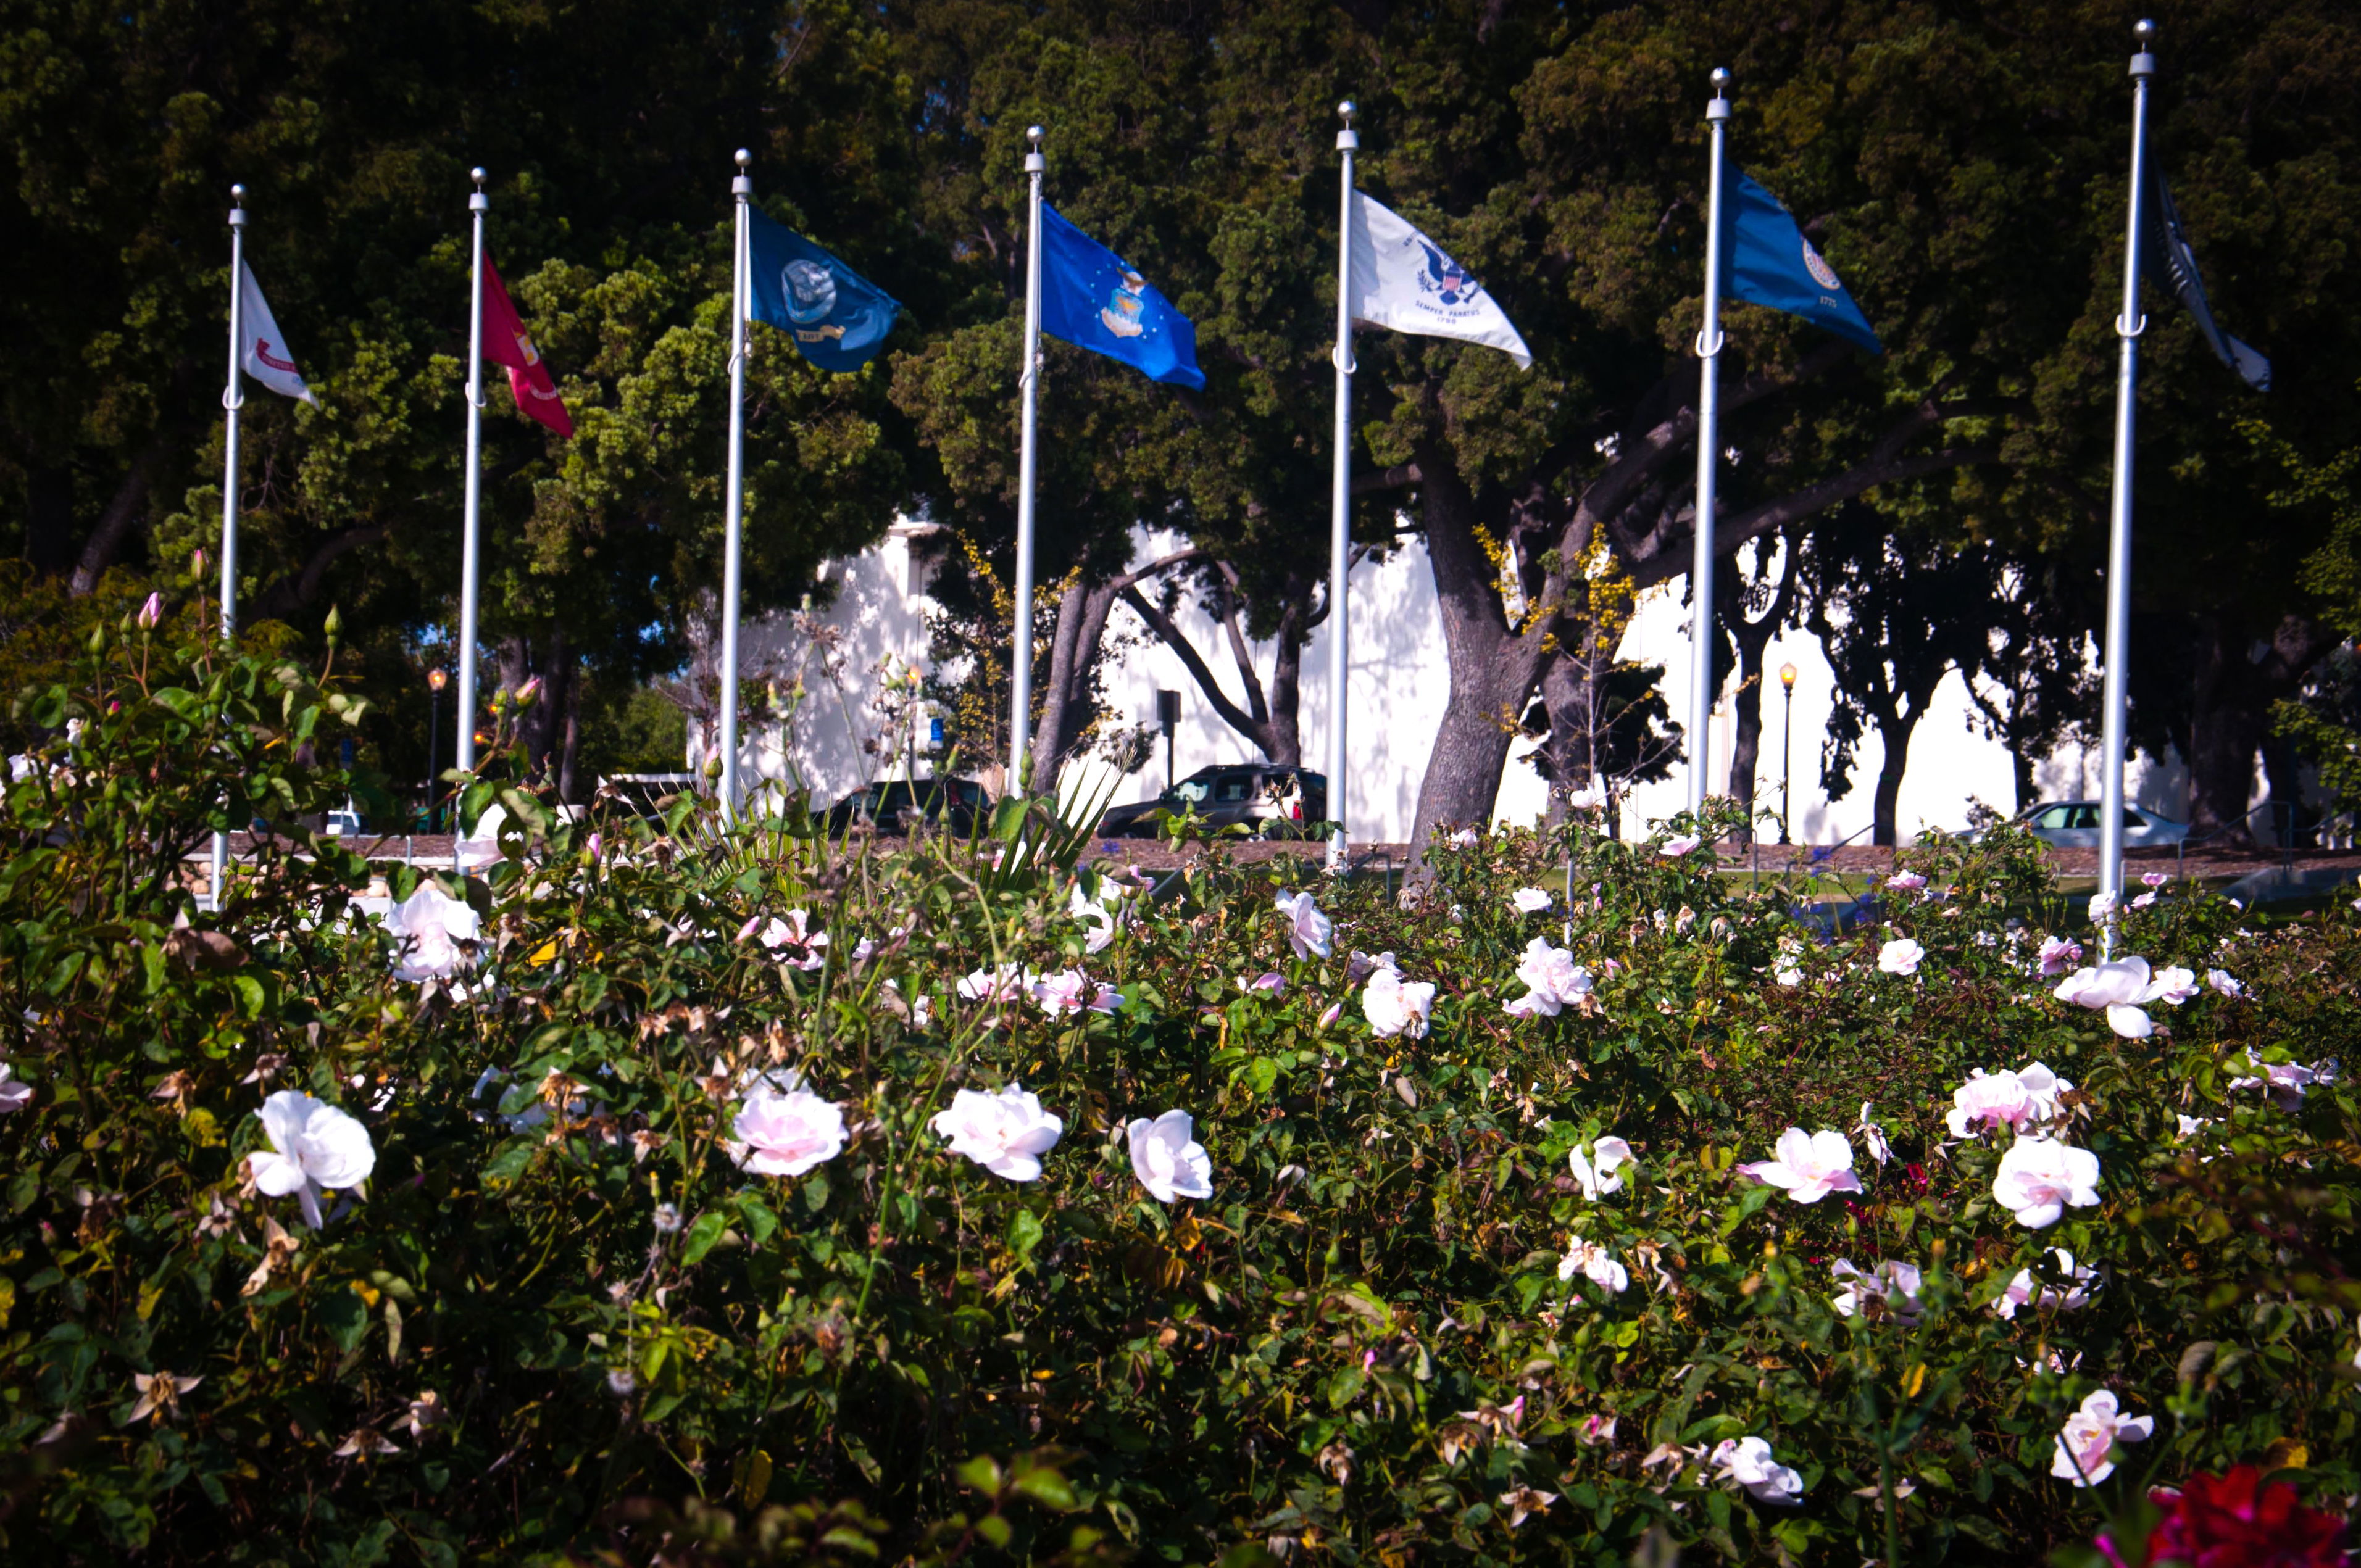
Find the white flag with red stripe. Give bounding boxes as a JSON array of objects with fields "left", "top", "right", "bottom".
[{"left": 238, "top": 262, "right": 315, "bottom": 405}]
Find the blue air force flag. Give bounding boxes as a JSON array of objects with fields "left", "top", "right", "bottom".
[
  {"left": 1718, "top": 173, "right": 1882, "bottom": 355},
  {"left": 746, "top": 208, "right": 901, "bottom": 371},
  {"left": 1346, "top": 193, "right": 1532, "bottom": 368},
  {"left": 1036, "top": 204, "right": 1205, "bottom": 389}
]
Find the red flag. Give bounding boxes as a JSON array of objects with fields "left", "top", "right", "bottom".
[{"left": 480, "top": 254, "right": 574, "bottom": 438}]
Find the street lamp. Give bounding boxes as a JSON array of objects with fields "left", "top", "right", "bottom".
[
  {"left": 426, "top": 666, "right": 448, "bottom": 833},
  {"left": 1778, "top": 661, "right": 1799, "bottom": 845}
]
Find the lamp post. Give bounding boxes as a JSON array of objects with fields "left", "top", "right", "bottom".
[
  {"left": 426, "top": 666, "right": 448, "bottom": 833},
  {"left": 1778, "top": 662, "right": 1799, "bottom": 846}
]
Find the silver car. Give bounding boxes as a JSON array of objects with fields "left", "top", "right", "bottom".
[{"left": 2017, "top": 800, "right": 2188, "bottom": 848}]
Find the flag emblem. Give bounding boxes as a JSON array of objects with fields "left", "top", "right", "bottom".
[
  {"left": 1414, "top": 241, "right": 1483, "bottom": 307},
  {"left": 1801, "top": 238, "right": 1841, "bottom": 292},
  {"left": 255, "top": 339, "right": 300, "bottom": 374},
  {"left": 1100, "top": 272, "right": 1149, "bottom": 338},
  {"left": 783, "top": 260, "right": 838, "bottom": 325}
]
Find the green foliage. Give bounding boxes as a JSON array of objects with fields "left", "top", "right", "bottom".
[{"left": 4, "top": 641, "right": 2359, "bottom": 1564}]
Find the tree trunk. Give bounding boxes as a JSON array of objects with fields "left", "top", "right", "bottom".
[
  {"left": 25, "top": 465, "right": 76, "bottom": 578},
  {"left": 1028, "top": 575, "right": 1122, "bottom": 794},
  {"left": 558, "top": 673, "right": 584, "bottom": 803},
  {"left": 69, "top": 437, "right": 169, "bottom": 595},
  {"left": 1533, "top": 651, "right": 1601, "bottom": 831},
  {"left": 1870, "top": 711, "right": 1922, "bottom": 847},
  {"left": 2186, "top": 616, "right": 2269, "bottom": 842},
  {"left": 1405, "top": 457, "right": 1547, "bottom": 863},
  {"left": 1117, "top": 573, "right": 1305, "bottom": 765}
]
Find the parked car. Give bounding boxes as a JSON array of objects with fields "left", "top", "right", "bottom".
[
  {"left": 1099, "top": 765, "right": 1329, "bottom": 839},
  {"left": 2014, "top": 800, "right": 2189, "bottom": 849},
  {"left": 821, "top": 777, "right": 992, "bottom": 837}
]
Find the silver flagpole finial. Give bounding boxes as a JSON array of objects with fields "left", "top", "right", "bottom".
[
  {"left": 735, "top": 147, "right": 751, "bottom": 170},
  {"left": 229, "top": 183, "right": 245, "bottom": 204},
  {"left": 1710, "top": 67, "right": 1731, "bottom": 89},
  {"left": 2133, "top": 17, "right": 2155, "bottom": 42},
  {"left": 1338, "top": 99, "right": 1355, "bottom": 125},
  {"left": 1026, "top": 125, "right": 1044, "bottom": 149},
  {"left": 470, "top": 166, "right": 485, "bottom": 186}
]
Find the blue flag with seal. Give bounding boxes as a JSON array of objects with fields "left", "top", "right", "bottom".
[
  {"left": 1037, "top": 204, "right": 1205, "bottom": 389},
  {"left": 746, "top": 207, "right": 901, "bottom": 371},
  {"left": 1718, "top": 173, "right": 1882, "bottom": 355}
]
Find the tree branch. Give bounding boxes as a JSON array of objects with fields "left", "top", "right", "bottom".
[
  {"left": 1117, "top": 584, "right": 1265, "bottom": 744},
  {"left": 1630, "top": 446, "right": 1997, "bottom": 593}
]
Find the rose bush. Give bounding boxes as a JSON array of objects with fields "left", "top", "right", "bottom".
[{"left": 1, "top": 619, "right": 2357, "bottom": 1564}]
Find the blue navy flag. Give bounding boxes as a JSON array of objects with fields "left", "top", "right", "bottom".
[
  {"left": 1036, "top": 204, "right": 1205, "bottom": 389},
  {"left": 1718, "top": 173, "right": 1882, "bottom": 355},
  {"left": 746, "top": 208, "right": 901, "bottom": 371}
]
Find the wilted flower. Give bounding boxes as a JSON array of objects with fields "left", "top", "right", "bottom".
[
  {"left": 1567, "top": 1135, "right": 1634, "bottom": 1200},
  {"left": 1509, "top": 886, "right": 1552, "bottom": 914},
  {"left": 241, "top": 1213, "right": 300, "bottom": 1296},
  {"left": 334, "top": 1427, "right": 400, "bottom": 1458},
  {"left": 0, "top": 1060, "right": 31, "bottom": 1113},
  {"left": 385, "top": 884, "right": 481, "bottom": 985},
  {"left": 246, "top": 1090, "right": 377, "bottom": 1229},
  {"left": 1710, "top": 1435, "right": 1804, "bottom": 1505},
  {"left": 1662, "top": 836, "right": 1701, "bottom": 857},
  {"left": 1854, "top": 1103, "right": 1892, "bottom": 1166},
  {"left": 1876, "top": 937, "right": 1926, "bottom": 976},
  {"left": 606, "top": 1369, "right": 638, "bottom": 1396},
  {"left": 1242, "top": 971, "right": 1286, "bottom": 997},
  {"left": 2051, "top": 1389, "right": 2151, "bottom": 1487},
  {"left": 931, "top": 1085, "right": 1064, "bottom": 1182},
  {"left": 1315, "top": 1437, "right": 1355, "bottom": 1485},
  {"left": 1344, "top": 949, "right": 1397, "bottom": 984},
  {"left": 2037, "top": 935, "right": 2083, "bottom": 976},
  {"left": 404, "top": 1391, "right": 447, "bottom": 1441},
  {"left": 1991, "top": 1136, "right": 2102, "bottom": 1229},
  {"left": 1503, "top": 937, "right": 1593, "bottom": 1019},
  {"left": 1126, "top": 1110, "right": 1213, "bottom": 1203},
  {"left": 727, "top": 1088, "right": 846, "bottom": 1177},
  {"left": 1576, "top": 1414, "right": 1618, "bottom": 1446},
  {"left": 1830, "top": 1258, "right": 1923, "bottom": 1322},
  {"left": 1497, "top": 1485, "right": 1557, "bottom": 1527},
  {"left": 2205, "top": 968, "right": 2244, "bottom": 997},
  {"left": 652, "top": 1202, "right": 683, "bottom": 1234},
  {"left": 1275, "top": 890, "right": 1333, "bottom": 960},
  {"left": 1737, "top": 1128, "right": 1863, "bottom": 1204},
  {"left": 1361, "top": 967, "right": 1435, "bottom": 1039},
  {"left": 1557, "top": 1236, "right": 1629, "bottom": 1294},
  {"left": 127, "top": 1369, "right": 202, "bottom": 1424},
  {"left": 1992, "top": 1248, "right": 2099, "bottom": 1319}
]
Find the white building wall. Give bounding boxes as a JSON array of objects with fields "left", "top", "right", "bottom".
[{"left": 699, "top": 520, "right": 2214, "bottom": 844}]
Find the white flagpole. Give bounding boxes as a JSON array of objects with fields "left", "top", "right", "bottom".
[
  {"left": 1686, "top": 67, "right": 1731, "bottom": 815},
  {"left": 212, "top": 184, "right": 246, "bottom": 911},
  {"left": 1326, "top": 102, "right": 1358, "bottom": 871},
  {"left": 719, "top": 149, "right": 752, "bottom": 825},
  {"left": 454, "top": 168, "right": 488, "bottom": 870},
  {"left": 2098, "top": 20, "right": 2156, "bottom": 955},
  {"left": 1008, "top": 127, "right": 1047, "bottom": 797}
]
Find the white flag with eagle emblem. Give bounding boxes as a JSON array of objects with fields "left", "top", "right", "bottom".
[
  {"left": 1346, "top": 193, "right": 1531, "bottom": 368},
  {"left": 237, "top": 262, "right": 315, "bottom": 405}
]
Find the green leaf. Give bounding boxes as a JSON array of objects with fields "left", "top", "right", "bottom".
[
  {"left": 1006, "top": 1207, "right": 1044, "bottom": 1263},
  {"left": 736, "top": 1192, "right": 780, "bottom": 1245},
  {"left": 680, "top": 1209, "right": 728, "bottom": 1266},
  {"left": 317, "top": 1287, "right": 370, "bottom": 1352}
]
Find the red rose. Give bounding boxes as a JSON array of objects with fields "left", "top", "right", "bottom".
[{"left": 2147, "top": 1467, "right": 2347, "bottom": 1568}]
